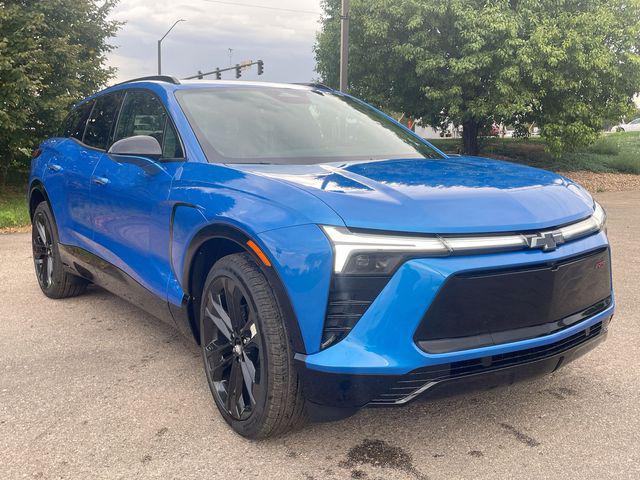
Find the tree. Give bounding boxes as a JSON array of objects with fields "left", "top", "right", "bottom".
[
  {"left": 0, "top": 0, "right": 121, "bottom": 186},
  {"left": 517, "top": 0, "right": 640, "bottom": 154},
  {"left": 315, "top": 0, "right": 640, "bottom": 156}
]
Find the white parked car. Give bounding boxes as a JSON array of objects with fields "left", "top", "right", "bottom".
[{"left": 611, "top": 118, "right": 640, "bottom": 132}]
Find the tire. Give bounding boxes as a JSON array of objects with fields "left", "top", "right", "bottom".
[
  {"left": 31, "top": 202, "right": 88, "bottom": 299},
  {"left": 199, "top": 253, "right": 306, "bottom": 439},
  {"left": 616, "top": 127, "right": 625, "bottom": 133}
]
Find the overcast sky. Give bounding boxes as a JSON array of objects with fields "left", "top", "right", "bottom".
[{"left": 107, "top": 0, "right": 324, "bottom": 85}]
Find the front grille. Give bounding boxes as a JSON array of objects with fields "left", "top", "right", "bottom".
[
  {"left": 414, "top": 247, "right": 612, "bottom": 353},
  {"left": 370, "top": 321, "right": 604, "bottom": 405}
]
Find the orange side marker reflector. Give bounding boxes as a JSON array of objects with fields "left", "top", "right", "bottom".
[{"left": 247, "top": 240, "right": 272, "bottom": 267}]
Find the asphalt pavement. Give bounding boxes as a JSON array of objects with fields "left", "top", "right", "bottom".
[{"left": 1, "top": 190, "right": 639, "bottom": 480}]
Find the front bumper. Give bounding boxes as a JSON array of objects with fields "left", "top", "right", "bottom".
[
  {"left": 299, "top": 317, "right": 609, "bottom": 412},
  {"left": 296, "top": 231, "right": 614, "bottom": 411}
]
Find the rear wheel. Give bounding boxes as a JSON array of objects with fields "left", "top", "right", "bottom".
[
  {"left": 199, "top": 253, "right": 306, "bottom": 438},
  {"left": 31, "top": 202, "right": 87, "bottom": 299}
]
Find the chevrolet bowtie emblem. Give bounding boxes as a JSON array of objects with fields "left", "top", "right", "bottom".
[{"left": 526, "top": 231, "right": 564, "bottom": 252}]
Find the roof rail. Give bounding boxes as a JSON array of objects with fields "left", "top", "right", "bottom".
[
  {"left": 113, "top": 75, "right": 181, "bottom": 87},
  {"left": 295, "top": 82, "right": 333, "bottom": 90}
]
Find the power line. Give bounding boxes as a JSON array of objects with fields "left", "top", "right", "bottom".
[{"left": 201, "top": 0, "right": 322, "bottom": 15}]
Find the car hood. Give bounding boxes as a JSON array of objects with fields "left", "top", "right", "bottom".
[{"left": 232, "top": 156, "right": 595, "bottom": 234}]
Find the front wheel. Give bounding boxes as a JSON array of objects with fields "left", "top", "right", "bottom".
[{"left": 199, "top": 253, "right": 306, "bottom": 438}]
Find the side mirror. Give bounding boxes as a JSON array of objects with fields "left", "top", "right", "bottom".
[{"left": 108, "top": 135, "right": 162, "bottom": 159}]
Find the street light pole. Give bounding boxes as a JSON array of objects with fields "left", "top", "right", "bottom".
[
  {"left": 339, "top": 0, "right": 350, "bottom": 92},
  {"left": 157, "top": 19, "right": 186, "bottom": 75}
]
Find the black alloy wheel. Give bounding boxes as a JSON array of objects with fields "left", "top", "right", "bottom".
[
  {"left": 199, "top": 253, "right": 307, "bottom": 439},
  {"left": 32, "top": 210, "right": 54, "bottom": 290},
  {"left": 31, "top": 202, "right": 87, "bottom": 299},
  {"left": 201, "top": 275, "right": 264, "bottom": 421}
]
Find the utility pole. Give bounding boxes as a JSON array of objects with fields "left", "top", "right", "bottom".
[
  {"left": 157, "top": 19, "right": 186, "bottom": 75},
  {"left": 339, "top": 0, "right": 350, "bottom": 92}
]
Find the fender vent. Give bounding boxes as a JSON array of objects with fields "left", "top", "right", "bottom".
[{"left": 320, "top": 275, "right": 390, "bottom": 349}]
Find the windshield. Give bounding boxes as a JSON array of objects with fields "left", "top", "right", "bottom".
[{"left": 175, "top": 87, "right": 443, "bottom": 164}]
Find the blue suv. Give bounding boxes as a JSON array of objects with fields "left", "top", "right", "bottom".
[{"left": 28, "top": 77, "right": 613, "bottom": 438}]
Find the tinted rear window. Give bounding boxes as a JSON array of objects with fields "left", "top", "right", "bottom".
[
  {"left": 63, "top": 101, "right": 94, "bottom": 141},
  {"left": 84, "top": 92, "right": 124, "bottom": 150}
]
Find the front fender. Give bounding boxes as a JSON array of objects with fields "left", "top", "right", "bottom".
[
  {"left": 258, "top": 224, "right": 334, "bottom": 354},
  {"left": 170, "top": 205, "right": 334, "bottom": 354}
]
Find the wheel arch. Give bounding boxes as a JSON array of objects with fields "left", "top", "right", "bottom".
[
  {"left": 28, "top": 181, "right": 51, "bottom": 220},
  {"left": 182, "top": 223, "right": 306, "bottom": 354}
]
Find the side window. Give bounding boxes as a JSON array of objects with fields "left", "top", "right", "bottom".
[
  {"left": 114, "top": 91, "right": 183, "bottom": 159},
  {"left": 83, "top": 92, "right": 124, "bottom": 150},
  {"left": 63, "top": 101, "right": 94, "bottom": 140}
]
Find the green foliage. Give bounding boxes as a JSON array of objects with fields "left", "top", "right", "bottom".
[
  {"left": 315, "top": 0, "right": 640, "bottom": 156},
  {"left": 517, "top": 0, "right": 640, "bottom": 155},
  {"left": 0, "top": 0, "right": 121, "bottom": 185},
  {"left": 0, "top": 188, "right": 29, "bottom": 229},
  {"left": 430, "top": 132, "right": 640, "bottom": 174}
]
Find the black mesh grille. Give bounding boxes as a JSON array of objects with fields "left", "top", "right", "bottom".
[{"left": 414, "top": 248, "right": 612, "bottom": 353}]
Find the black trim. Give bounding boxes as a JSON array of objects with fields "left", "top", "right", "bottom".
[
  {"left": 58, "top": 244, "right": 175, "bottom": 326},
  {"left": 294, "top": 82, "right": 334, "bottom": 90},
  {"left": 112, "top": 75, "right": 181, "bottom": 86},
  {"left": 371, "top": 319, "right": 609, "bottom": 405},
  {"left": 182, "top": 223, "right": 306, "bottom": 353},
  {"left": 297, "top": 317, "right": 610, "bottom": 411},
  {"left": 321, "top": 274, "right": 391, "bottom": 349},
  {"left": 27, "top": 181, "right": 52, "bottom": 219}
]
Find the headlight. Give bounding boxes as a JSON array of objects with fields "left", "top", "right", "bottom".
[
  {"left": 321, "top": 201, "right": 607, "bottom": 275},
  {"left": 558, "top": 201, "right": 607, "bottom": 241},
  {"left": 321, "top": 225, "right": 529, "bottom": 275},
  {"left": 321, "top": 226, "right": 448, "bottom": 274}
]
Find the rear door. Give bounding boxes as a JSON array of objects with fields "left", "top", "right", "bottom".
[
  {"left": 44, "top": 99, "right": 98, "bottom": 250},
  {"left": 89, "top": 89, "right": 185, "bottom": 301}
]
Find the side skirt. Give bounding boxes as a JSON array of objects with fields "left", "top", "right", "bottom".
[{"left": 58, "top": 244, "right": 177, "bottom": 327}]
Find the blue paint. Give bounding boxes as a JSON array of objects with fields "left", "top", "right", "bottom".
[{"left": 29, "top": 79, "right": 613, "bottom": 392}]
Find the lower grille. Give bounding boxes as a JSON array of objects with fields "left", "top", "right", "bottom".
[
  {"left": 370, "top": 321, "right": 604, "bottom": 405},
  {"left": 414, "top": 248, "right": 612, "bottom": 353}
]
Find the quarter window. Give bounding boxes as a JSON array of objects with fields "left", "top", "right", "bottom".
[
  {"left": 114, "top": 91, "right": 183, "bottom": 158},
  {"left": 84, "top": 92, "right": 124, "bottom": 150}
]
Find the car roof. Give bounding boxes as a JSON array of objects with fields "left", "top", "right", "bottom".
[{"left": 76, "top": 78, "right": 333, "bottom": 107}]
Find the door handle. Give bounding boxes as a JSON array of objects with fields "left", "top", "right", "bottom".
[
  {"left": 91, "top": 176, "right": 110, "bottom": 186},
  {"left": 48, "top": 164, "right": 62, "bottom": 172}
]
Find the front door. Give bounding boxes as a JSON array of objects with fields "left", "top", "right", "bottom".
[{"left": 89, "top": 89, "right": 185, "bottom": 304}]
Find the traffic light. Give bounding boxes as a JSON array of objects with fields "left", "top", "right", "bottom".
[
  {"left": 215, "top": 68, "right": 221, "bottom": 80},
  {"left": 257, "top": 60, "right": 264, "bottom": 76},
  {"left": 235, "top": 64, "right": 241, "bottom": 79}
]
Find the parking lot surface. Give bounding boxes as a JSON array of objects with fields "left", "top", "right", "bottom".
[{"left": 1, "top": 190, "right": 639, "bottom": 480}]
